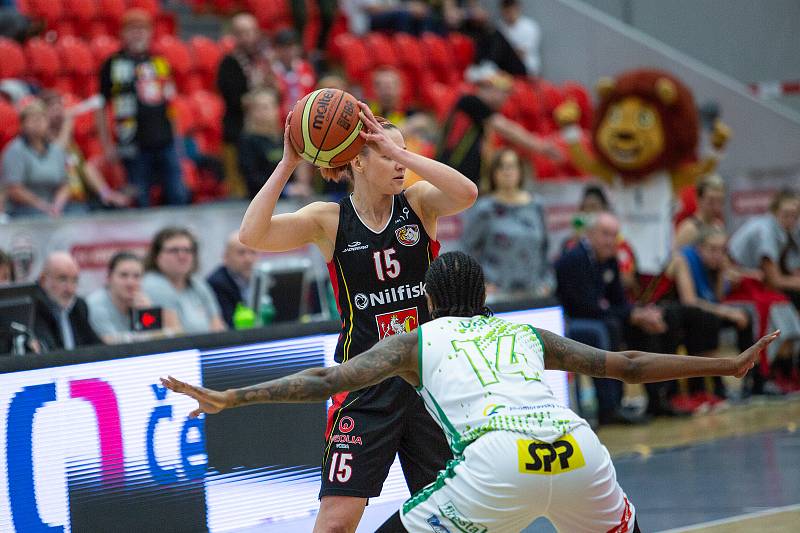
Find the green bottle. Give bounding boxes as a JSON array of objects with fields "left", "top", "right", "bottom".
[
  {"left": 259, "top": 294, "right": 277, "bottom": 326},
  {"left": 232, "top": 303, "right": 256, "bottom": 330},
  {"left": 326, "top": 281, "right": 339, "bottom": 319}
]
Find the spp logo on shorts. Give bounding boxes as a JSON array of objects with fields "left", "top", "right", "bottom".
[{"left": 516, "top": 433, "right": 586, "bottom": 475}]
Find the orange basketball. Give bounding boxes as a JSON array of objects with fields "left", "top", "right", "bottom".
[{"left": 289, "top": 88, "right": 365, "bottom": 168}]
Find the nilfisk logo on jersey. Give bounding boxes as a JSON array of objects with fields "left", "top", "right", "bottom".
[
  {"left": 439, "top": 501, "right": 487, "bottom": 533},
  {"left": 426, "top": 515, "right": 452, "bottom": 533},
  {"left": 376, "top": 307, "right": 418, "bottom": 338},
  {"left": 353, "top": 281, "right": 425, "bottom": 310},
  {"left": 395, "top": 224, "right": 420, "bottom": 246},
  {"left": 342, "top": 240, "right": 369, "bottom": 253}
]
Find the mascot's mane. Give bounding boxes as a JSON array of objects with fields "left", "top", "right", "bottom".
[{"left": 592, "top": 69, "right": 699, "bottom": 179}]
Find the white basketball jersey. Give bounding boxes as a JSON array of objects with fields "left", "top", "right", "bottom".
[{"left": 417, "top": 315, "right": 587, "bottom": 454}]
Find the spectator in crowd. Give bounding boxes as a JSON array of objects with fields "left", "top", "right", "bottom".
[
  {"left": 34, "top": 251, "right": 102, "bottom": 352},
  {"left": 0, "top": 249, "right": 13, "bottom": 284},
  {"left": 729, "top": 189, "right": 800, "bottom": 310},
  {"left": 556, "top": 212, "right": 678, "bottom": 424},
  {"left": 87, "top": 251, "right": 180, "bottom": 344},
  {"left": 673, "top": 174, "right": 726, "bottom": 250},
  {"left": 461, "top": 148, "right": 554, "bottom": 300},
  {"left": 271, "top": 29, "right": 316, "bottom": 117},
  {"left": 496, "top": 0, "right": 541, "bottom": 77},
  {"left": 207, "top": 232, "right": 259, "bottom": 328},
  {"left": 342, "top": 0, "right": 440, "bottom": 36},
  {"left": 97, "top": 9, "right": 189, "bottom": 207},
  {"left": 41, "top": 90, "right": 131, "bottom": 210},
  {"left": 238, "top": 88, "right": 312, "bottom": 199},
  {"left": 217, "top": 12, "right": 274, "bottom": 198},
  {"left": 142, "top": 227, "right": 226, "bottom": 334},
  {"left": 436, "top": 62, "right": 559, "bottom": 186},
  {"left": 1, "top": 99, "right": 83, "bottom": 217},
  {"left": 368, "top": 67, "right": 414, "bottom": 127}
]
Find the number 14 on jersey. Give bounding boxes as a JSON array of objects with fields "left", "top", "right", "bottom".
[{"left": 451, "top": 334, "right": 541, "bottom": 387}]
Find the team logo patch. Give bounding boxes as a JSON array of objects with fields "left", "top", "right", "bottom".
[
  {"left": 395, "top": 224, "right": 420, "bottom": 246},
  {"left": 354, "top": 293, "right": 369, "bottom": 310},
  {"left": 338, "top": 416, "right": 355, "bottom": 434},
  {"left": 517, "top": 433, "right": 586, "bottom": 475},
  {"left": 376, "top": 307, "right": 419, "bottom": 339}
]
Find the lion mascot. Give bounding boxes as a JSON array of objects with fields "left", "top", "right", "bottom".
[{"left": 555, "top": 68, "right": 730, "bottom": 275}]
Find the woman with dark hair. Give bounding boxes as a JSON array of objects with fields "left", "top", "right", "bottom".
[
  {"left": 238, "top": 101, "right": 477, "bottom": 533},
  {"left": 461, "top": 148, "right": 554, "bottom": 299},
  {"left": 87, "top": 251, "right": 180, "bottom": 343},
  {"left": 142, "top": 228, "right": 225, "bottom": 334}
]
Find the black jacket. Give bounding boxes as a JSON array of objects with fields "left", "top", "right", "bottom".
[
  {"left": 207, "top": 266, "right": 244, "bottom": 328},
  {"left": 34, "top": 288, "right": 103, "bottom": 353}
]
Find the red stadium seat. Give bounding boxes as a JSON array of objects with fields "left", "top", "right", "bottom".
[
  {"left": 26, "top": 0, "right": 64, "bottom": 29},
  {"left": 62, "top": 93, "right": 97, "bottom": 141},
  {"left": 420, "top": 32, "right": 459, "bottom": 85},
  {"left": 95, "top": 0, "right": 126, "bottom": 35},
  {"left": 126, "top": 0, "right": 159, "bottom": 16},
  {"left": 421, "top": 81, "right": 458, "bottom": 121},
  {"left": 154, "top": 13, "right": 178, "bottom": 40},
  {"left": 364, "top": 32, "right": 398, "bottom": 68},
  {"left": 244, "top": 0, "right": 293, "bottom": 33},
  {"left": 90, "top": 35, "right": 121, "bottom": 65},
  {"left": 170, "top": 95, "right": 196, "bottom": 135},
  {"left": 334, "top": 33, "right": 371, "bottom": 86},
  {"left": 0, "top": 99, "right": 20, "bottom": 150},
  {"left": 189, "top": 36, "right": 223, "bottom": 90},
  {"left": 0, "top": 38, "right": 26, "bottom": 79},
  {"left": 447, "top": 32, "right": 475, "bottom": 72},
  {"left": 189, "top": 90, "right": 223, "bottom": 154},
  {"left": 25, "top": 38, "right": 61, "bottom": 87},
  {"left": 63, "top": 0, "right": 98, "bottom": 26},
  {"left": 57, "top": 37, "right": 97, "bottom": 97},
  {"left": 153, "top": 36, "right": 195, "bottom": 92},
  {"left": 217, "top": 34, "right": 236, "bottom": 55}
]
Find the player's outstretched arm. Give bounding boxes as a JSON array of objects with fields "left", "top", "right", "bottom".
[
  {"left": 161, "top": 332, "right": 419, "bottom": 418},
  {"left": 538, "top": 328, "right": 780, "bottom": 384}
]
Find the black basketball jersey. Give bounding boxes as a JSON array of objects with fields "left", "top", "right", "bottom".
[{"left": 328, "top": 191, "right": 439, "bottom": 363}]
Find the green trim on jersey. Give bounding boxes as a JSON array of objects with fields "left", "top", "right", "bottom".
[
  {"left": 416, "top": 325, "right": 424, "bottom": 392},
  {"left": 402, "top": 456, "right": 465, "bottom": 515},
  {"left": 425, "top": 390, "right": 466, "bottom": 453},
  {"left": 527, "top": 325, "right": 546, "bottom": 359}
]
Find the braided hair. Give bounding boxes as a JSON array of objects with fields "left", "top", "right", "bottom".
[{"left": 425, "top": 251, "right": 492, "bottom": 319}]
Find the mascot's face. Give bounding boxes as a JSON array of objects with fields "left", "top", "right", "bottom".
[{"left": 596, "top": 97, "right": 665, "bottom": 171}]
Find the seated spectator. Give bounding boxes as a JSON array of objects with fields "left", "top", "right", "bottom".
[
  {"left": 238, "top": 88, "right": 312, "bottom": 199},
  {"left": 33, "top": 251, "right": 102, "bottom": 352},
  {"left": 1, "top": 99, "right": 85, "bottom": 217},
  {"left": 496, "top": 0, "right": 541, "bottom": 77},
  {"left": 207, "top": 232, "right": 259, "bottom": 328},
  {"left": 342, "top": 0, "right": 440, "bottom": 36},
  {"left": 729, "top": 189, "right": 800, "bottom": 310},
  {"left": 461, "top": 148, "right": 554, "bottom": 300},
  {"left": 97, "top": 9, "right": 188, "bottom": 207},
  {"left": 673, "top": 174, "right": 725, "bottom": 250},
  {"left": 217, "top": 12, "right": 275, "bottom": 198},
  {"left": 436, "top": 62, "right": 560, "bottom": 185},
  {"left": 369, "top": 67, "right": 414, "bottom": 127},
  {"left": 40, "top": 90, "right": 131, "bottom": 210},
  {"left": 142, "top": 227, "right": 226, "bottom": 334},
  {"left": 87, "top": 251, "right": 180, "bottom": 344},
  {"left": 556, "top": 212, "right": 679, "bottom": 424},
  {"left": 271, "top": 29, "right": 316, "bottom": 118},
  {"left": 0, "top": 249, "right": 13, "bottom": 284}
]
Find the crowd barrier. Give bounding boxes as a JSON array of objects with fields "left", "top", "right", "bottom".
[{"left": 0, "top": 300, "right": 565, "bottom": 532}]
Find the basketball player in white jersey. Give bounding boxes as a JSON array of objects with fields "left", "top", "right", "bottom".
[{"left": 162, "top": 252, "right": 779, "bottom": 532}]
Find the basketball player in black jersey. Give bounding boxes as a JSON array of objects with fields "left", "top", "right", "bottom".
[{"left": 239, "top": 101, "right": 478, "bottom": 532}]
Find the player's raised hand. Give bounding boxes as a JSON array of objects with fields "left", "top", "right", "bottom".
[
  {"left": 281, "top": 110, "right": 303, "bottom": 168},
  {"left": 356, "top": 101, "right": 399, "bottom": 158},
  {"left": 161, "top": 376, "right": 231, "bottom": 418},
  {"left": 731, "top": 330, "right": 780, "bottom": 378}
]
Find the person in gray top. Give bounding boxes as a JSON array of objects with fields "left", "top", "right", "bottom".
[
  {"left": 461, "top": 148, "right": 555, "bottom": 300},
  {"left": 87, "top": 251, "right": 180, "bottom": 343},
  {"left": 728, "top": 189, "right": 800, "bottom": 309},
  {"left": 141, "top": 227, "right": 226, "bottom": 334},
  {"left": 1, "top": 98, "right": 84, "bottom": 217}
]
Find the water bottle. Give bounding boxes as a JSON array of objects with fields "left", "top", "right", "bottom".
[
  {"left": 258, "top": 293, "right": 276, "bottom": 326},
  {"left": 232, "top": 302, "right": 256, "bottom": 330}
]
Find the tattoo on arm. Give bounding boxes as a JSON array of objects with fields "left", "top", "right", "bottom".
[
  {"left": 538, "top": 328, "right": 607, "bottom": 377},
  {"left": 231, "top": 332, "right": 418, "bottom": 406}
]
